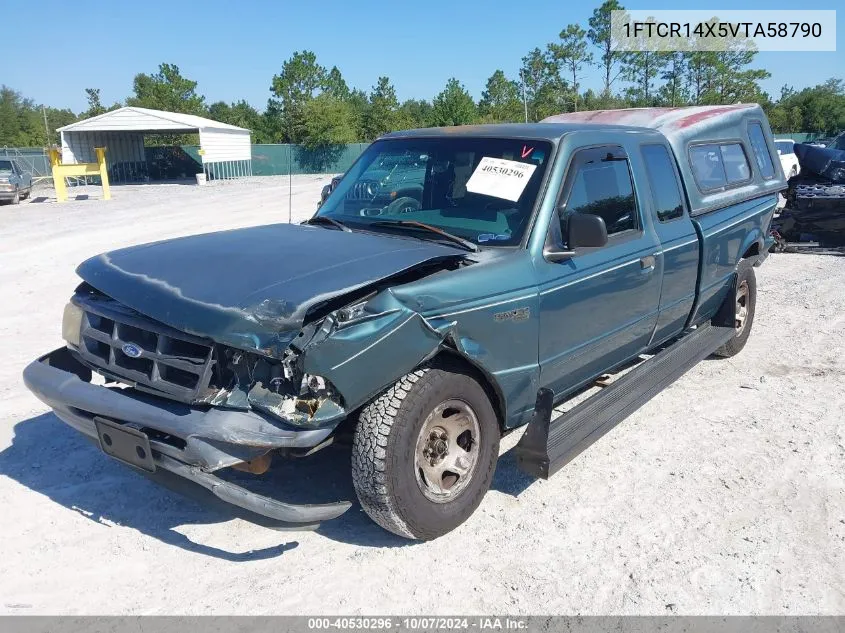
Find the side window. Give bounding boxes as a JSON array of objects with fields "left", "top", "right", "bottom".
[
  {"left": 720, "top": 143, "right": 751, "bottom": 183},
  {"left": 689, "top": 143, "right": 751, "bottom": 191},
  {"left": 748, "top": 122, "right": 776, "bottom": 179},
  {"left": 641, "top": 144, "right": 684, "bottom": 222},
  {"left": 564, "top": 146, "right": 638, "bottom": 238}
]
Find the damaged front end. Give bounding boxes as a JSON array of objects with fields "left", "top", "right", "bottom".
[
  {"left": 64, "top": 288, "right": 351, "bottom": 438},
  {"left": 23, "top": 245, "right": 470, "bottom": 526}
]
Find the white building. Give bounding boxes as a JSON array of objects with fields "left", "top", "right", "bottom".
[{"left": 57, "top": 106, "right": 252, "bottom": 183}]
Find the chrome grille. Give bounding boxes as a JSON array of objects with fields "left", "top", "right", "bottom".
[
  {"left": 346, "top": 180, "right": 380, "bottom": 201},
  {"left": 74, "top": 297, "right": 215, "bottom": 403}
]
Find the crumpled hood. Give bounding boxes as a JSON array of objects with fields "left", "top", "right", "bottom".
[{"left": 77, "top": 223, "right": 464, "bottom": 355}]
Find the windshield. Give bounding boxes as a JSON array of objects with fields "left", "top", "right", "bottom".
[
  {"left": 0, "top": 160, "right": 13, "bottom": 174},
  {"left": 774, "top": 141, "right": 793, "bottom": 154},
  {"left": 317, "top": 137, "right": 553, "bottom": 247}
]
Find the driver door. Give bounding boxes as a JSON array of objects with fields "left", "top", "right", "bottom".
[{"left": 537, "top": 144, "right": 663, "bottom": 398}]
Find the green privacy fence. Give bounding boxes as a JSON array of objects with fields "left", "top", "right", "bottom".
[
  {"left": 2, "top": 143, "right": 371, "bottom": 181},
  {"left": 250, "top": 143, "right": 370, "bottom": 175},
  {"left": 774, "top": 132, "right": 827, "bottom": 143},
  {"left": 177, "top": 143, "right": 370, "bottom": 177}
]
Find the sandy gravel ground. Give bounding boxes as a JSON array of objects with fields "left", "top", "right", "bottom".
[{"left": 0, "top": 177, "right": 843, "bottom": 615}]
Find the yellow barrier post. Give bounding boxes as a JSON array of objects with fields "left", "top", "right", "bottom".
[
  {"left": 47, "top": 148, "right": 68, "bottom": 203},
  {"left": 95, "top": 147, "right": 111, "bottom": 200},
  {"left": 48, "top": 146, "right": 110, "bottom": 203}
]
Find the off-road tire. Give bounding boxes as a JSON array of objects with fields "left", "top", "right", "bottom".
[
  {"left": 351, "top": 366, "right": 499, "bottom": 540},
  {"left": 20, "top": 188, "right": 30, "bottom": 200},
  {"left": 715, "top": 262, "right": 756, "bottom": 357}
]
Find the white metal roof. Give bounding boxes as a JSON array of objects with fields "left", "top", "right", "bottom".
[{"left": 57, "top": 106, "right": 249, "bottom": 133}]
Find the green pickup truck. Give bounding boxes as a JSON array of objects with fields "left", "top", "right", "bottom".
[{"left": 24, "top": 105, "right": 783, "bottom": 540}]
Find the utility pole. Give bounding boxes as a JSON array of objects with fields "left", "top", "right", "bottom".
[
  {"left": 42, "top": 106, "right": 50, "bottom": 147},
  {"left": 288, "top": 144, "right": 292, "bottom": 224},
  {"left": 519, "top": 69, "right": 529, "bottom": 123}
]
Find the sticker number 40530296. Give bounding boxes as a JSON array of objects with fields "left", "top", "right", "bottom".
[{"left": 465, "top": 156, "right": 537, "bottom": 202}]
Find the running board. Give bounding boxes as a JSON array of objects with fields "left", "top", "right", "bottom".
[{"left": 515, "top": 323, "right": 735, "bottom": 479}]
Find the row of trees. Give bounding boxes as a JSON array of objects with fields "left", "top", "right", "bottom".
[{"left": 2, "top": 0, "right": 844, "bottom": 149}]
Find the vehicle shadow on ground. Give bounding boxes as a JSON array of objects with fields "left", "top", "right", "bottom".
[
  {"left": 0, "top": 413, "right": 411, "bottom": 556},
  {"left": 0, "top": 413, "right": 301, "bottom": 560},
  {"left": 491, "top": 450, "right": 538, "bottom": 497}
]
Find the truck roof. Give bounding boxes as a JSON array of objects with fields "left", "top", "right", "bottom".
[
  {"left": 383, "top": 105, "right": 762, "bottom": 143},
  {"left": 542, "top": 104, "right": 759, "bottom": 131},
  {"left": 383, "top": 104, "right": 786, "bottom": 216},
  {"left": 382, "top": 121, "right": 656, "bottom": 142}
]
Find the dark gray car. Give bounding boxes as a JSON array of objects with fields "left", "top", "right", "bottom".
[{"left": 0, "top": 159, "right": 33, "bottom": 204}]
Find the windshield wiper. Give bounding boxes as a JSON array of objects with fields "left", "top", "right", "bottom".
[
  {"left": 302, "top": 216, "right": 351, "bottom": 232},
  {"left": 370, "top": 220, "right": 478, "bottom": 252}
]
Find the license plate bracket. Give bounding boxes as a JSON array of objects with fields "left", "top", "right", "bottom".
[{"left": 94, "top": 416, "right": 156, "bottom": 472}]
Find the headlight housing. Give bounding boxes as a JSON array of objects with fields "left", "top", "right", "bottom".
[{"left": 61, "top": 302, "right": 83, "bottom": 347}]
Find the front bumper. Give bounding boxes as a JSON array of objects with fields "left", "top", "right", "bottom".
[
  {"left": 22, "top": 348, "right": 351, "bottom": 525},
  {"left": 0, "top": 189, "right": 18, "bottom": 200}
]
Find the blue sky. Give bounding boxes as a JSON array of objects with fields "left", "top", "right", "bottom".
[{"left": 5, "top": 0, "right": 842, "bottom": 113}]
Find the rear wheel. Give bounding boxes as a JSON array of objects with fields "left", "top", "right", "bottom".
[
  {"left": 351, "top": 366, "right": 499, "bottom": 540},
  {"left": 714, "top": 262, "right": 756, "bottom": 358}
]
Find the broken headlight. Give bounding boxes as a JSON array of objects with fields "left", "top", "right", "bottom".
[
  {"left": 61, "top": 302, "right": 84, "bottom": 347},
  {"left": 336, "top": 300, "right": 370, "bottom": 323}
]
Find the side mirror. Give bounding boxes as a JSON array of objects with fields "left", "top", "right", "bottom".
[
  {"left": 544, "top": 212, "right": 608, "bottom": 262},
  {"left": 569, "top": 213, "right": 608, "bottom": 248}
]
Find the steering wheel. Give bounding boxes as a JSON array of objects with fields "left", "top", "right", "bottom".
[{"left": 385, "top": 196, "right": 421, "bottom": 215}]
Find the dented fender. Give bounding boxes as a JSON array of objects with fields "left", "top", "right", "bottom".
[{"left": 299, "top": 292, "right": 445, "bottom": 409}]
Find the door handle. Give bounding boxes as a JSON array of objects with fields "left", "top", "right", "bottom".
[{"left": 640, "top": 255, "right": 656, "bottom": 269}]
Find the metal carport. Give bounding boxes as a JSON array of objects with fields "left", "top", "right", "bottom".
[{"left": 57, "top": 106, "right": 252, "bottom": 183}]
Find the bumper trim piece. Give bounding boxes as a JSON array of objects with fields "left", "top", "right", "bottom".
[
  {"left": 22, "top": 348, "right": 352, "bottom": 526},
  {"left": 158, "top": 453, "right": 351, "bottom": 523}
]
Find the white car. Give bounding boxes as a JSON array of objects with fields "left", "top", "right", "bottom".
[{"left": 774, "top": 139, "right": 800, "bottom": 179}]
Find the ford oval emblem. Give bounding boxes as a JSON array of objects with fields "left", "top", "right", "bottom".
[{"left": 122, "top": 343, "right": 143, "bottom": 358}]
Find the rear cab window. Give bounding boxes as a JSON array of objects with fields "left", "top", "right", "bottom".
[
  {"left": 562, "top": 145, "right": 639, "bottom": 238},
  {"left": 641, "top": 144, "right": 685, "bottom": 222},
  {"left": 774, "top": 140, "right": 794, "bottom": 156},
  {"left": 748, "top": 122, "right": 776, "bottom": 179},
  {"left": 689, "top": 143, "right": 751, "bottom": 191}
]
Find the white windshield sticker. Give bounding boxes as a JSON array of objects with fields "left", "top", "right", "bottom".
[{"left": 465, "top": 157, "right": 537, "bottom": 202}]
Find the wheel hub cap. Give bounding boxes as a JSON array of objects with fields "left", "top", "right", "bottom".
[
  {"left": 735, "top": 280, "right": 749, "bottom": 335},
  {"left": 414, "top": 400, "right": 481, "bottom": 503}
]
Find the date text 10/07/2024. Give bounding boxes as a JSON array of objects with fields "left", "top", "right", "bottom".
[{"left": 307, "top": 617, "right": 529, "bottom": 630}]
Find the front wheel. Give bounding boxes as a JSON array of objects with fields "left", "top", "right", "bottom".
[
  {"left": 351, "top": 366, "right": 499, "bottom": 540},
  {"left": 714, "top": 262, "right": 757, "bottom": 357},
  {"left": 11, "top": 189, "right": 19, "bottom": 205}
]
